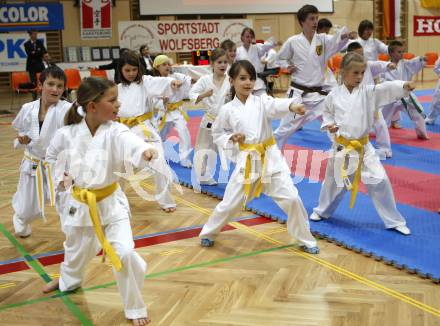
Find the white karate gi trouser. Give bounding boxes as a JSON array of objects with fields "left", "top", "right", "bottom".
[
  {"left": 193, "top": 124, "right": 217, "bottom": 183},
  {"left": 199, "top": 171, "right": 317, "bottom": 248},
  {"left": 274, "top": 87, "right": 326, "bottom": 150},
  {"left": 160, "top": 115, "right": 192, "bottom": 163},
  {"left": 130, "top": 122, "right": 176, "bottom": 209},
  {"left": 12, "top": 161, "right": 50, "bottom": 236},
  {"left": 59, "top": 218, "right": 147, "bottom": 320},
  {"left": 313, "top": 142, "right": 407, "bottom": 229},
  {"left": 426, "top": 88, "right": 440, "bottom": 124},
  {"left": 372, "top": 110, "right": 392, "bottom": 158},
  {"left": 382, "top": 100, "right": 428, "bottom": 138}
]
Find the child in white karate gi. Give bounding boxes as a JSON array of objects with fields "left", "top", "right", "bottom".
[
  {"left": 310, "top": 52, "right": 413, "bottom": 236},
  {"left": 199, "top": 60, "right": 319, "bottom": 254},
  {"left": 347, "top": 41, "right": 397, "bottom": 159},
  {"left": 12, "top": 66, "right": 71, "bottom": 237},
  {"left": 381, "top": 40, "right": 429, "bottom": 139},
  {"left": 43, "top": 77, "right": 157, "bottom": 326},
  {"left": 220, "top": 39, "right": 237, "bottom": 67},
  {"left": 425, "top": 57, "right": 440, "bottom": 125},
  {"left": 154, "top": 55, "right": 193, "bottom": 168},
  {"left": 236, "top": 27, "right": 275, "bottom": 95},
  {"left": 117, "top": 51, "right": 181, "bottom": 212},
  {"left": 274, "top": 4, "right": 355, "bottom": 151},
  {"left": 189, "top": 48, "right": 230, "bottom": 186}
]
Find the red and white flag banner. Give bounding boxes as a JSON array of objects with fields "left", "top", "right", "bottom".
[{"left": 80, "top": 0, "right": 112, "bottom": 40}]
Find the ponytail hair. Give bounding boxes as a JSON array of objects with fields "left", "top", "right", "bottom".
[
  {"left": 228, "top": 60, "right": 256, "bottom": 99},
  {"left": 65, "top": 77, "right": 116, "bottom": 125}
]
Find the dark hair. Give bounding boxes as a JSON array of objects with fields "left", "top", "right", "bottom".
[
  {"left": 241, "top": 27, "right": 255, "bottom": 39},
  {"left": 39, "top": 66, "right": 66, "bottom": 86},
  {"left": 228, "top": 60, "right": 256, "bottom": 99},
  {"left": 139, "top": 44, "right": 149, "bottom": 53},
  {"left": 220, "top": 39, "right": 236, "bottom": 51},
  {"left": 28, "top": 29, "right": 37, "bottom": 35},
  {"left": 210, "top": 48, "right": 226, "bottom": 64},
  {"left": 358, "top": 20, "right": 374, "bottom": 38},
  {"left": 119, "top": 48, "right": 129, "bottom": 56},
  {"left": 317, "top": 18, "right": 332, "bottom": 32},
  {"left": 297, "top": 5, "right": 318, "bottom": 26},
  {"left": 118, "top": 50, "right": 144, "bottom": 85},
  {"left": 65, "top": 77, "right": 115, "bottom": 125},
  {"left": 347, "top": 42, "right": 363, "bottom": 53},
  {"left": 388, "top": 40, "right": 403, "bottom": 54}
]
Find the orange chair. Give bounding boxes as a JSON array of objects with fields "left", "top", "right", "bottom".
[
  {"left": 330, "top": 54, "right": 343, "bottom": 76},
  {"left": 89, "top": 68, "right": 108, "bottom": 79},
  {"left": 64, "top": 69, "right": 81, "bottom": 92},
  {"left": 11, "top": 72, "right": 37, "bottom": 109},
  {"left": 422, "top": 52, "right": 439, "bottom": 81},
  {"left": 378, "top": 53, "right": 390, "bottom": 61},
  {"left": 403, "top": 52, "right": 415, "bottom": 60}
]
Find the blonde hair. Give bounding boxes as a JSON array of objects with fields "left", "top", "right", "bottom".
[{"left": 339, "top": 52, "right": 366, "bottom": 83}]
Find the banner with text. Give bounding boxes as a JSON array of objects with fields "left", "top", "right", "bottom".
[
  {"left": 0, "top": 3, "right": 64, "bottom": 32},
  {"left": 0, "top": 33, "right": 46, "bottom": 72},
  {"left": 80, "top": 0, "right": 112, "bottom": 40},
  {"left": 413, "top": 16, "right": 440, "bottom": 36},
  {"left": 118, "top": 19, "right": 253, "bottom": 53}
]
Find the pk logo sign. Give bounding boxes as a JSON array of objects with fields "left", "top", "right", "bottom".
[{"left": 0, "top": 33, "right": 46, "bottom": 72}]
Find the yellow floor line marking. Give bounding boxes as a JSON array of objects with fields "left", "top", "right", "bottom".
[{"left": 152, "top": 182, "right": 440, "bottom": 318}]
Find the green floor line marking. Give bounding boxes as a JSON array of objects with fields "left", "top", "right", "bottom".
[
  {"left": 0, "top": 244, "right": 294, "bottom": 312},
  {"left": 0, "top": 223, "right": 93, "bottom": 325}
]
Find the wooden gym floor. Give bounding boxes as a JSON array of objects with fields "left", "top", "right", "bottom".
[{"left": 0, "top": 84, "right": 439, "bottom": 326}]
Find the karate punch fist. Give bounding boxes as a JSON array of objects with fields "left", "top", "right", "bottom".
[
  {"left": 403, "top": 81, "right": 416, "bottom": 92},
  {"left": 327, "top": 124, "right": 339, "bottom": 133},
  {"left": 143, "top": 148, "right": 158, "bottom": 161},
  {"left": 171, "top": 80, "right": 183, "bottom": 89},
  {"left": 289, "top": 103, "right": 306, "bottom": 115},
  {"left": 230, "top": 133, "right": 246, "bottom": 144},
  {"left": 18, "top": 135, "right": 31, "bottom": 144}
]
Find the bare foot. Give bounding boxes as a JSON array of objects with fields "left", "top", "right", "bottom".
[
  {"left": 42, "top": 279, "right": 59, "bottom": 293},
  {"left": 391, "top": 122, "right": 402, "bottom": 129},
  {"left": 162, "top": 207, "right": 176, "bottom": 213},
  {"left": 417, "top": 134, "right": 430, "bottom": 140},
  {"left": 19, "top": 234, "right": 31, "bottom": 238},
  {"left": 131, "top": 317, "right": 150, "bottom": 326}
]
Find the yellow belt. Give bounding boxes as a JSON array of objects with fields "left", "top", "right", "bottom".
[
  {"left": 118, "top": 112, "right": 153, "bottom": 138},
  {"left": 204, "top": 112, "right": 217, "bottom": 122},
  {"left": 23, "top": 153, "right": 55, "bottom": 220},
  {"left": 71, "top": 182, "right": 122, "bottom": 271},
  {"left": 158, "top": 101, "right": 189, "bottom": 131},
  {"left": 335, "top": 135, "right": 369, "bottom": 209},
  {"left": 239, "top": 136, "right": 276, "bottom": 207}
]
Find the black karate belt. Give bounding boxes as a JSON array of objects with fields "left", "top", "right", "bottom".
[{"left": 290, "top": 81, "right": 329, "bottom": 96}]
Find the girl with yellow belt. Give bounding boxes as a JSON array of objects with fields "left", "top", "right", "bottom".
[
  {"left": 199, "top": 60, "right": 319, "bottom": 254},
  {"left": 44, "top": 77, "right": 157, "bottom": 326},
  {"left": 117, "top": 51, "right": 182, "bottom": 212},
  {"left": 310, "top": 53, "right": 413, "bottom": 236}
]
